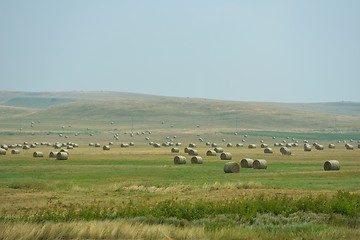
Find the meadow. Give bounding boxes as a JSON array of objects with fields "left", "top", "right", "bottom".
[
  {"left": 0, "top": 92, "right": 360, "bottom": 239},
  {"left": 1, "top": 129, "right": 360, "bottom": 239}
]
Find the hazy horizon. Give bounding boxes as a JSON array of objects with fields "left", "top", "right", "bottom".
[{"left": 1, "top": 1, "right": 359, "bottom": 103}]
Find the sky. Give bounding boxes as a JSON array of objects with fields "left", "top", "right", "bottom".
[{"left": 0, "top": 0, "right": 359, "bottom": 103}]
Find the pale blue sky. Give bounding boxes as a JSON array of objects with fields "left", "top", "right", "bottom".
[{"left": 1, "top": 0, "right": 359, "bottom": 102}]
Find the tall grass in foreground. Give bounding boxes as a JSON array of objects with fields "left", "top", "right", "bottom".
[
  {"left": 2, "top": 191, "right": 359, "bottom": 226},
  {"left": 1, "top": 219, "right": 360, "bottom": 240}
]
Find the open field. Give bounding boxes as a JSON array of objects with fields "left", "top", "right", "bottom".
[
  {"left": 1, "top": 92, "right": 360, "bottom": 239},
  {"left": 1, "top": 130, "right": 360, "bottom": 239}
]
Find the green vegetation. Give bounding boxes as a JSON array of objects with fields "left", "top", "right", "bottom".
[
  {"left": 15, "top": 191, "right": 358, "bottom": 223},
  {"left": 0, "top": 91, "right": 360, "bottom": 239}
]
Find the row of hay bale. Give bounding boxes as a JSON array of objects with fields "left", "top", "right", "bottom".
[
  {"left": 88, "top": 142, "right": 135, "bottom": 149},
  {"left": 54, "top": 142, "right": 79, "bottom": 149},
  {"left": 8, "top": 149, "right": 70, "bottom": 160},
  {"left": 148, "top": 142, "right": 182, "bottom": 148},
  {"left": 173, "top": 155, "right": 203, "bottom": 164},
  {"left": 35, "top": 148, "right": 69, "bottom": 157},
  {"left": 205, "top": 142, "right": 244, "bottom": 148},
  {"left": 173, "top": 152, "right": 341, "bottom": 173},
  {"left": 224, "top": 159, "right": 268, "bottom": 173},
  {"left": 225, "top": 159, "right": 340, "bottom": 173}
]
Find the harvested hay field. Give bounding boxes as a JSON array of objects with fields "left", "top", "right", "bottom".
[{"left": 0, "top": 109, "right": 360, "bottom": 239}]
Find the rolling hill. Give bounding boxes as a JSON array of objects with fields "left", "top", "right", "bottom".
[
  {"left": 0, "top": 91, "right": 359, "bottom": 134},
  {"left": 0, "top": 91, "right": 161, "bottom": 108}
]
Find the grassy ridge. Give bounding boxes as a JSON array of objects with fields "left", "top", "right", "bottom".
[{"left": 1, "top": 98, "right": 359, "bottom": 133}]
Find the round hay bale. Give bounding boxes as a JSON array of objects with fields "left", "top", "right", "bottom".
[
  {"left": 248, "top": 144, "right": 256, "bottom": 149},
  {"left": 315, "top": 144, "right": 324, "bottom": 150},
  {"left": 49, "top": 151, "right": 58, "bottom": 158},
  {"left": 285, "top": 143, "right": 293, "bottom": 148},
  {"left": 328, "top": 144, "right": 335, "bottom": 149},
  {"left": 153, "top": 143, "right": 161, "bottom": 148},
  {"left": 129, "top": 142, "right": 135, "bottom": 146},
  {"left": 358, "top": 143, "right": 360, "bottom": 149},
  {"left": 205, "top": 142, "right": 211, "bottom": 146},
  {"left": 53, "top": 144, "right": 62, "bottom": 149},
  {"left": 188, "top": 149, "right": 198, "bottom": 156},
  {"left": 264, "top": 147, "right": 273, "bottom": 154},
  {"left": 345, "top": 144, "right": 354, "bottom": 150},
  {"left": 324, "top": 160, "right": 340, "bottom": 171},
  {"left": 214, "top": 147, "right": 223, "bottom": 153},
  {"left": 22, "top": 145, "right": 30, "bottom": 150},
  {"left": 56, "top": 152, "right": 68, "bottom": 160},
  {"left": 260, "top": 143, "right": 268, "bottom": 148},
  {"left": 60, "top": 149, "right": 69, "bottom": 154},
  {"left": 11, "top": 149, "right": 20, "bottom": 154},
  {"left": 89, "top": 143, "right": 95, "bottom": 146},
  {"left": 33, "top": 152, "right": 43, "bottom": 158},
  {"left": 224, "top": 162, "right": 240, "bottom": 173},
  {"left": 236, "top": 143, "right": 244, "bottom": 147},
  {"left": 189, "top": 143, "right": 196, "bottom": 148},
  {"left": 222, "top": 139, "right": 226, "bottom": 142},
  {"left": 211, "top": 143, "right": 217, "bottom": 147},
  {"left": 240, "top": 158, "right": 254, "bottom": 168},
  {"left": 280, "top": 147, "right": 292, "bottom": 155},
  {"left": 30, "top": 143, "right": 37, "bottom": 148},
  {"left": 220, "top": 152, "right": 232, "bottom": 160},
  {"left": 184, "top": 147, "right": 192, "bottom": 153},
  {"left": 174, "top": 155, "right": 186, "bottom": 164},
  {"left": 95, "top": 143, "right": 101, "bottom": 147},
  {"left": 171, "top": 147, "right": 180, "bottom": 153},
  {"left": 176, "top": 142, "right": 182, "bottom": 146},
  {"left": 191, "top": 156, "right": 203, "bottom": 164},
  {"left": 103, "top": 145, "right": 110, "bottom": 150},
  {"left": 67, "top": 145, "right": 74, "bottom": 150},
  {"left": 162, "top": 142, "right": 169, "bottom": 147},
  {"left": 304, "top": 144, "right": 312, "bottom": 151},
  {"left": 253, "top": 159, "right": 267, "bottom": 169},
  {"left": 1, "top": 144, "right": 8, "bottom": 150},
  {"left": 0, "top": 148, "right": 7, "bottom": 155},
  {"left": 206, "top": 150, "right": 217, "bottom": 156},
  {"left": 121, "top": 143, "right": 129, "bottom": 148},
  {"left": 274, "top": 143, "right": 280, "bottom": 147},
  {"left": 227, "top": 143, "right": 233, "bottom": 147}
]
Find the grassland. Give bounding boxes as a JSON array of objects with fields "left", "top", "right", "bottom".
[
  {"left": 1, "top": 130, "right": 360, "bottom": 239},
  {"left": 0, "top": 92, "right": 360, "bottom": 239}
]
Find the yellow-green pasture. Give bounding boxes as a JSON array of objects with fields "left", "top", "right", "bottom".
[{"left": 0, "top": 131, "right": 360, "bottom": 239}]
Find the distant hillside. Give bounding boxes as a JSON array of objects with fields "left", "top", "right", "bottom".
[
  {"left": 271, "top": 102, "right": 360, "bottom": 117},
  {"left": 0, "top": 91, "right": 161, "bottom": 108},
  {"left": 0, "top": 91, "right": 359, "bottom": 133},
  {"left": 16, "top": 98, "right": 360, "bottom": 132}
]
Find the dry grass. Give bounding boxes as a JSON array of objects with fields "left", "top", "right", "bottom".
[
  {"left": 1, "top": 220, "right": 360, "bottom": 240},
  {"left": 0, "top": 220, "right": 207, "bottom": 240}
]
